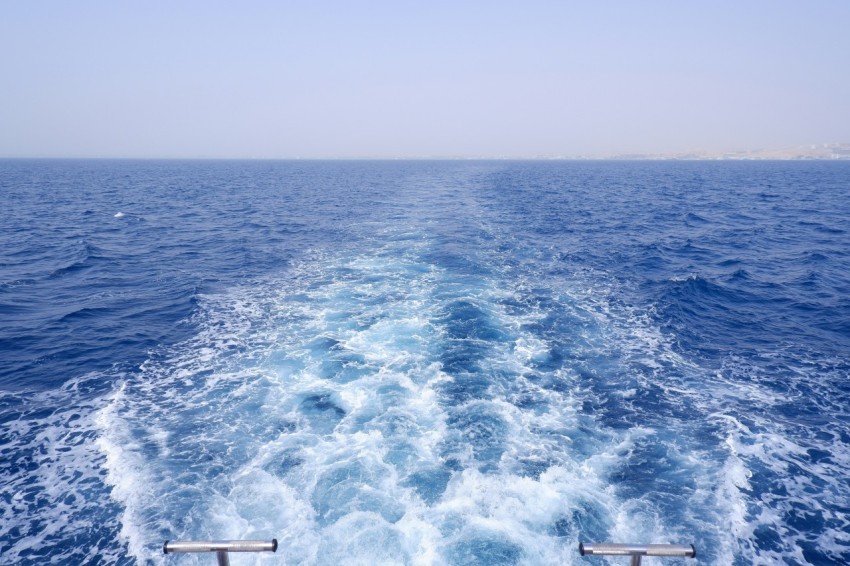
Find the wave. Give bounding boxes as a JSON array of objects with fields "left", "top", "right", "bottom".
[
  {"left": 0, "top": 380, "right": 127, "bottom": 564},
  {"left": 76, "top": 229, "right": 756, "bottom": 564}
]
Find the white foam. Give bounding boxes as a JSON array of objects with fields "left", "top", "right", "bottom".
[
  {"left": 0, "top": 379, "right": 130, "bottom": 564},
  {"left": 95, "top": 384, "right": 158, "bottom": 562},
  {"left": 84, "top": 225, "right": 844, "bottom": 564}
]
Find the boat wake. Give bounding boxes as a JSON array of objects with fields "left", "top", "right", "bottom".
[{"left": 89, "top": 228, "right": 742, "bottom": 564}]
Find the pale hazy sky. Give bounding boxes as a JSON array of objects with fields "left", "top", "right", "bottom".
[{"left": 2, "top": 1, "right": 848, "bottom": 158}]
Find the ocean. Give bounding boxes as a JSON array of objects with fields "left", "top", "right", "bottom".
[{"left": 1, "top": 159, "right": 848, "bottom": 565}]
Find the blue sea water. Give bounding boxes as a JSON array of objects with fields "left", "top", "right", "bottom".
[{"left": 1, "top": 159, "right": 849, "bottom": 565}]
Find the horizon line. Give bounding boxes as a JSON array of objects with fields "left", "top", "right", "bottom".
[{"left": 3, "top": 143, "right": 849, "bottom": 162}]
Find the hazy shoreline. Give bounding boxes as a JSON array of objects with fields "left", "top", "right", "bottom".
[{"left": 4, "top": 143, "right": 849, "bottom": 161}]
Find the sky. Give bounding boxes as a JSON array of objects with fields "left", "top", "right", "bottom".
[{"left": 1, "top": 1, "right": 849, "bottom": 159}]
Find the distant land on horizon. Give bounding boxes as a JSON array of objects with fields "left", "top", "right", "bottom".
[
  {"left": 339, "top": 142, "right": 850, "bottom": 161},
  {"left": 562, "top": 142, "right": 850, "bottom": 161},
  {"left": 4, "top": 143, "right": 850, "bottom": 161},
  {"left": 280, "top": 143, "right": 850, "bottom": 160}
]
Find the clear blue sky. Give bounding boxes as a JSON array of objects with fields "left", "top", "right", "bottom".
[{"left": 2, "top": 1, "right": 848, "bottom": 158}]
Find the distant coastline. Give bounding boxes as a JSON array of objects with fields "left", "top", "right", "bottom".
[
  {"left": 564, "top": 142, "right": 850, "bottom": 161},
  {"left": 3, "top": 143, "right": 850, "bottom": 161}
]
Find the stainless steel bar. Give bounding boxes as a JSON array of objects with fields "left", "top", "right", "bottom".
[
  {"left": 163, "top": 539, "right": 278, "bottom": 554},
  {"left": 579, "top": 542, "right": 696, "bottom": 559}
]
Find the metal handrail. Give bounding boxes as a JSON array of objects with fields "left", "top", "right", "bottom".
[
  {"left": 163, "top": 539, "right": 278, "bottom": 566},
  {"left": 579, "top": 543, "right": 696, "bottom": 565}
]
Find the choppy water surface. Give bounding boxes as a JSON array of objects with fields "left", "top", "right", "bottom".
[{"left": 1, "top": 160, "right": 849, "bottom": 564}]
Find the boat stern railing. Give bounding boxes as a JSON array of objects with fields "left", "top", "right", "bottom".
[
  {"left": 163, "top": 539, "right": 278, "bottom": 566},
  {"left": 579, "top": 542, "right": 696, "bottom": 565},
  {"left": 161, "top": 537, "right": 694, "bottom": 564}
]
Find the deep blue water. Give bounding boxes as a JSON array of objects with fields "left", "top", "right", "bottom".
[{"left": 1, "top": 159, "right": 849, "bottom": 565}]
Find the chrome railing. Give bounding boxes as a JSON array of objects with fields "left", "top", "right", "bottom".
[
  {"left": 163, "top": 539, "right": 278, "bottom": 566},
  {"left": 579, "top": 542, "right": 696, "bottom": 565}
]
